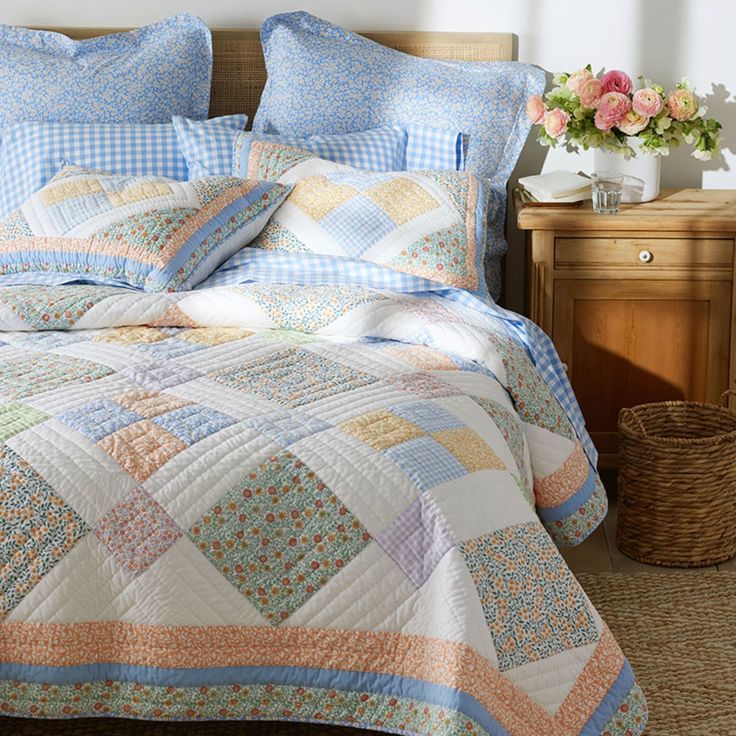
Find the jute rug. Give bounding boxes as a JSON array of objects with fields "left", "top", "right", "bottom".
[{"left": 2, "top": 572, "right": 734, "bottom": 735}]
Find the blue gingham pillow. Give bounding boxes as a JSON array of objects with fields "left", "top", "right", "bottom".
[
  {"left": 0, "top": 115, "right": 247, "bottom": 221},
  {"left": 253, "top": 12, "right": 546, "bottom": 299},
  {"left": 0, "top": 14, "right": 212, "bottom": 125},
  {"left": 173, "top": 116, "right": 464, "bottom": 178}
]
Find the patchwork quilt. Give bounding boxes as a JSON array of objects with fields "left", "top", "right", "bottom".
[{"left": 0, "top": 282, "right": 647, "bottom": 735}]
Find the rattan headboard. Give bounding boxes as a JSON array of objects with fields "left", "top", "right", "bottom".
[{"left": 42, "top": 27, "right": 515, "bottom": 123}]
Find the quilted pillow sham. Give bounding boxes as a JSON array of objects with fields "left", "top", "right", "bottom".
[
  {"left": 238, "top": 141, "right": 489, "bottom": 296},
  {"left": 0, "top": 14, "right": 212, "bottom": 125},
  {"left": 0, "top": 115, "right": 248, "bottom": 221},
  {"left": 252, "top": 12, "right": 546, "bottom": 298},
  {"left": 0, "top": 165, "right": 290, "bottom": 292},
  {"left": 173, "top": 116, "right": 464, "bottom": 179}
]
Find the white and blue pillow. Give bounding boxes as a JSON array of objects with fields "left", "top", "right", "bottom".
[
  {"left": 0, "top": 115, "right": 247, "bottom": 221},
  {"left": 0, "top": 165, "right": 290, "bottom": 292},
  {"left": 173, "top": 116, "right": 464, "bottom": 179},
  {"left": 0, "top": 14, "right": 213, "bottom": 125},
  {"left": 252, "top": 12, "right": 546, "bottom": 299}
]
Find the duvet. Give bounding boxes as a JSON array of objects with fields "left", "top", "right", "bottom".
[{"left": 0, "top": 278, "right": 647, "bottom": 735}]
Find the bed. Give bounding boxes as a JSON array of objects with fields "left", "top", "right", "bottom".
[{"left": 0, "top": 22, "right": 647, "bottom": 736}]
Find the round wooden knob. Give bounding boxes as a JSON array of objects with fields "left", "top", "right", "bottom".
[{"left": 638, "top": 250, "right": 653, "bottom": 263}]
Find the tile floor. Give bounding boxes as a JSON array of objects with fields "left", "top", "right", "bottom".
[{"left": 562, "top": 470, "right": 735, "bottom": 575}]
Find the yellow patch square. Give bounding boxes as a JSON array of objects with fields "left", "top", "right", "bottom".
[
  {"left": 366, "top": 177, "right": 440, "bottom": 225},
  {"left": 178, "top": 327, "right": 254, "bottom": 346},
  {"left": 341, "top": 410, "right": 423, "bottom": 450},
  {"left": 93, "top": 326, "right": 168, "bottom": 344},
  {"left": 107, "top": 181, "right": 173, "bottom": 208},
  {"left": 290, "top": 176, "right": 357, "bottom": 220},
  {"left": 112, "top": 390, "right": 192, "bottom": 419},
  {"left": 42, "top": 178, "right": 104, "bottom": 206},
  {"left": 433, "top": 428, "right": 505, "bottom": 472}
]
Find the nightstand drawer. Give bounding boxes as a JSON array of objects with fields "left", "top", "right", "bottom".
[{"left": 555, "top": 237, "right": 734, "bottom": 270}]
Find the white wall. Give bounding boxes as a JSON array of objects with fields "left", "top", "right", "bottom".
[{"left": 3, "top": 0, "right": 734, "bottom": 308}]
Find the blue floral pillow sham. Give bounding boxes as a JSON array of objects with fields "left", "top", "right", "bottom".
[
  {"left": 173, "top": 116, "right": 464, "bottom": 179},
  {"left": 0, "top": 14, "right": 212, "bottom": 125},
  {"left": 0, "top": 165, "right": 290, "bottom": 292},
  {"left": 0, "top": 115, "right": 247, "bottom": 221},
  {"left": 253, "top": 12, "right": 546, "bottom": 299}
]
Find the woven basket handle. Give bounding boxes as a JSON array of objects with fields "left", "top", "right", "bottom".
[
  {"left": 720, "top": 389, "right": 736, "bottom": 407},
  {"left": 620, "top": 407, "right": 648, "bottom": 437}
]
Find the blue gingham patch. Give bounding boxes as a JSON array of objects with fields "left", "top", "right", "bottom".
[
  {"left": 173, "top": 117, "right": 464, "bottom": 178},
  {"left": 0, "top": 115, "right": 247, "bottom": 220}
]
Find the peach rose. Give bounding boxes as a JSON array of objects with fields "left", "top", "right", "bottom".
[
  {"left": 566, "top": 68, "right": 594, "bottom": 95},
  {"left": 595, "top": 92, "right": 632, "bottom": 130},
  {"left": 601, "top": 70, "right": 633, "bottom": 96},
  {"left": 668, "top": 88, "right": 698, "bottom": 121},
  {"left": 543, "top": 108, "right": 570, "bottom": 138},
  {"left": 632, "top": 88, "right": 664, "bottom": 118},
  {"left": 525, "top": 94, "right": 546, "bottom": 124},
  {"left": 579, "top": 78, "right": 603, "bottom": 108},
  {"left": 617, "top": 109, "right": 650, "bottom": 135}
]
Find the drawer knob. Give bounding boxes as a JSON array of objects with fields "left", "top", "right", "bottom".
[{"left": 638, "top": 249, "right": 653, "bottom": 264}]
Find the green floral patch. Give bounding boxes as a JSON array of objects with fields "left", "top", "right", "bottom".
[
  {"left": 244, "top": 284, "right": 384, "bottom": 333},
  {"left": 189, "top": 450, "right": 370, "bottom": 624},
  {"left": 0, "top": 285, "right": 120, "bottom": 329},
  {"left": 0, "top": 445, "right": 89, "bottom": 618},
  {"left": 602, "top": 681, "right": 648, "bottom": 736},
  {"left": 0, "top": 679, "right": 487, "bottom": 734},
  {"left": 545, "top": 475, "right": 608, "bottom": 547},
  {"left": 490, "top": 332, "right": 577, "bottom": 442},
  {"left": 93, "top": 209, "right": 197, "bottom": 252},
  {"left": 0, "top": 402, "right": 49, "bottom": 444},
  {"left": 0, "top": 353, "right": 113, "bottom": 399},
  {"left": 472, "top": 395, "right": 532, "bottom": 506},
  {"left": 460, "top": 521, "right": 598, "bottom": 671}
]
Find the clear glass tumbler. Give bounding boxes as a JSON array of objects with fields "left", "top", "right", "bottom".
[{"left": 591, "top": 172, "right": 624, "bottom": 214}]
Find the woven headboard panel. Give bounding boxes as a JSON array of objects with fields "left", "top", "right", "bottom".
[{"left": 42, "top": 27, "right": 514, "bottom": 123}]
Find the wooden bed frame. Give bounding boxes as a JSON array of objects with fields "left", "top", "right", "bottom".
[{"left": 41, "top": 27, "right": 515, "bottom": 123}]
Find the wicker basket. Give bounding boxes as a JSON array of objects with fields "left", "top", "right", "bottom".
[{"left": 617, "top": 392, "right": 736, "bottom": 567}]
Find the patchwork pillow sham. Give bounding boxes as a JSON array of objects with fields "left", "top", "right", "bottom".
[
  {"left": 173, "top": 116, "right": 464, "bottom": 179},
  {"left": 0, "top": 14, "right": 213, "bottom": 125},
  {"left": 0, "top": 165, "right": 290, "bottom": 292},
  {"left": 240, "top": 142, "right": 489, "bottom": 296},
  {"left": 0, "top": 115, "right": 248, "bottom": 222},
  {"left": 252, "top": 12, "right": 546, "bottom": 298}
]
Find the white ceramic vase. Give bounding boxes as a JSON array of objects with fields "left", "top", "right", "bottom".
[{"left": 593, "top": 136, "right": 661, "bottom": 203}]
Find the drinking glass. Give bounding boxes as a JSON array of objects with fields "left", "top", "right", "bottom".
[{"left": 591, "top": 172, "right": 624, "bottom": 214}]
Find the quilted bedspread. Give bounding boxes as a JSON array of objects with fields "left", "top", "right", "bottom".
[{"left": 0, "top": 282, "right": 647, "bottom": 735}]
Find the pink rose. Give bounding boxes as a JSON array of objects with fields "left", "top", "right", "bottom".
[
  {"left": 595, "top": 92, "right": 632, "bottom": 130},
  {"left": 601, "top": 70, "right": 633, "bottom": 96},
  {"left": 617, "top": 110, "right": 650, "bottom": 135},
  {"left": 668, "top": 88, "right": 698, "bottom": 121},
  {"left": 579, "top": 78, "right": 603, "bottom": 108},
  {"left": 526, "top": 94, "right": 546, "bottom": 124},
  {"left": 566, "top": 68, "right": 594, "bottom": 95},
  {"left": 543, "top": 108, "right": 570, "bottom": 138},
  {"left": 632, "top": 88, "right": 664, "bottom": 117}
]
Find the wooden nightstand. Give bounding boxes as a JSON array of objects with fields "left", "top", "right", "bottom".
[{"left": 516, "top": 188, "right": 736, "bottom": 468}]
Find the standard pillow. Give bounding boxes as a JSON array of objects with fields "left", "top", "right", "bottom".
[
  {"left": 0, "top": 165, "right": 290, "bottom": 292},
  {"left": 253, "top": 12, "right": 545, "bottom": 299},
  {"left": 0, "top": 115, "right": 247, "bottom": 221},
  {"left": 240, "top": 142, "right": 489, "bottom": 297},
  {"left": 0, "top": 14, "right": 213, "bottom": 125},
  {"left": 173, "top": 116, "right": 464, "bottom": 179}
]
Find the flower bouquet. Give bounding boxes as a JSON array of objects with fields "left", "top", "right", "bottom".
[{"left": 526, "top": 67, "right": 721, "bottom": 161}]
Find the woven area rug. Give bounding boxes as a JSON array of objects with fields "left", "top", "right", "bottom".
[{"left": 2, "top": 572, "right": 735, "bottom": 735}]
